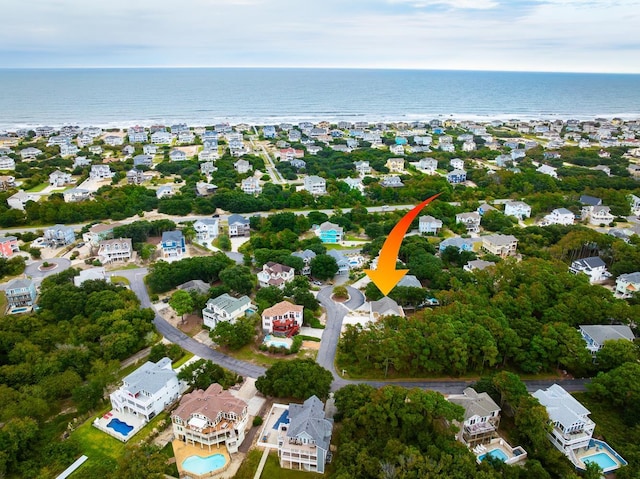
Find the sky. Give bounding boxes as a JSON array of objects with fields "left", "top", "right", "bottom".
[{"left": 1, "top": 0, "right": 640, "bottom": 73}]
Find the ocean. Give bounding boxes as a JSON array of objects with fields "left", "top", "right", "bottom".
[{"left": 0, "top": 68, "right": 639, "bottom": 128}]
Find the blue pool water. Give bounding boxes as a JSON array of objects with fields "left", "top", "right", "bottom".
[
  {"left": 182, "top": 454, "right": 227, "bottom": 475},
  {"left": 583, "top": 452, "right": 617, "bottom": 470},
  {"left": 264, "top": 334, "right": 291, "bottom": 349},
  {"left": 479, "top": 448, "right": 509, "bottom": 462},
  {"left": 273, "top": 409, "right": 290, "bottom": 430},
  {"left": 11, "top": 307, "right": 28, "bottom": 313},
  {"left": 107, "top": 418, "right": 134, "bottom": 436}
]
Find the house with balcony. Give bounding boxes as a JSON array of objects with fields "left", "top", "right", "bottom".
[
  {"left": 262, "top": 300, "right": 303, "bottom": 336},
  {"left": 227, "top": 214, "right": 250, "bottom": 237},
  {"left": 385, "top": 157, "right": 405, "bottom": 172},
  {"left": 0, "top": 236, "right": 19, "bottom": 258},
  {"left": 450, "top": 158, "right": 465, "bottom": 170},
  {"left": 532, "top": 384, "right": 596, "bottom": 465},
  {"left": 156, "top": 185, "right": 174, "bottom": 199},
  {"left": 90, "top": 164, "right": 114, "bottom": 180},
  {"left": 160, "top": 231, "right": 186, "bottom": 259},
  {"left": 448, "top": 387, "right": 501, "bottom": 447},
  {"left": 536, "top": 164, "right": 558, "bottom": 178},
  {"left": 569, "top": 256, "right": 610, "bottom": 283},
  {"left": 63, "top": 188, "right": 92, "bottom": 203},
  {"left": 582, "top": 205, "right": 615, "bottom": 226},
  {"left": 342, "top": 177, "right": 364, "bottom": 193},
  {"left": 542, "top": 208, "right": 575, "bottom": 226},
  {"left": 151, "top": 131, "right": 173, "bottom": 144},
  {"left": 49, "top": 170, "right": 73, "bottom": 187},
  {"left": 202, "top": 293, "right": 251, "bottom": 329},
  {"left": 439, "top": 237, "right": 479, "bottom": 253},
  {"left": 456, "top": 212, "right": 481, "bottom": 233},
  {"left": 0, "top": 157, "right": 16, "bottom": 170},
  {"left": 292, "top": 249, "right": 316, "bottom": 275},
  {"left": 43, "top": 224, "right": 75, "bottom": 247},
  {"left": 447, "top": 169, "right": 467, "bottom": 184},
  {"left": 169, "top": 149, "right": 187, "bottom": 162},
  {"left": 126, "top": 169, "right": 149, "bottom": 185},
  {"left": 110, "top": 357, "right": 180, "bottom": 424},
  {"left": 277, "top": 396, "right": 333, "bottom": 474},
  {"left": 579, "top": 325, "right": 634, "bottom": 357},
  {"left": 504, "top": 201, "right": 531, "bottom": 219},
  {"left": 314, "top": 221, "right": 343, "bottom": 244},
  {"left": 241, "top": 177, "right": 262, "bottom": 195},
  {"left": 133, "top": 154, "right": 153, "bottom": 168},
  {"left": 172, "top": 383, "right": 249, "bottom": 455},
  {"left": 193, "top": 218, "right": 219, "bottom": 244},
  {"left": 5, "top": 279, "right": 37, "bottom": 308},
  {"left": 303, "top": 176, "right": 326, "bottom": 195},
  {"left": 380, "top": 175, "right": 404, "bottom": 188},
  {"left": 200, "top": 161, "right": 217, "bottom": 177},
  {"left": 143, "top": 144, "right": 157, "bottom": 155},
  {"left": 20, "top": 147, "right": 42, "bottom": 160},
  {"left": 481, "top": 234, "right": 518, "bottom": 257},
  {"left": 98, "top": 238, "right": 133, "bottom": 264},
  {"left": 419, "top": 215, "right": 443, "bottom": 235},
  {"left": 0, "top": 175, "right": 15, "bottom": 191},
  {"left": 257, "top": 262, "right": 295, "bottom": 289},
  {"left": 416, "top": 158, "right": 438, "bottom": 174},
  {"left": 354, "top": 161, "right": 371, "bottom": 176},
  {"left": 615, "top": 271, "right": 640, "bottom": 297}
]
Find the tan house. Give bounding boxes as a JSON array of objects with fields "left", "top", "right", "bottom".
[
  {"left": 261, "top": 300, "right": 303, "bottom": 336},
  {"left": 481, "top": 234, "right": 518, "bottom": 257},
  {"left": 385, "top": 157, "right": 405, "bottom": 172}
]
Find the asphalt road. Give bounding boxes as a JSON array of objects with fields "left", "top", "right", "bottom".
[{"left": 118, "top": 267, "right": 590, "bottom": 395}]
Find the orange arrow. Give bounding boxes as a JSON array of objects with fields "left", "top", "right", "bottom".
[{"left": 365, "top": 193, "right": 441, "bottom": 296}]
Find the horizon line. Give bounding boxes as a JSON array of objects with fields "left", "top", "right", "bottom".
[{"left": 1, "top": 65, "right": 640, "bottom": 75}]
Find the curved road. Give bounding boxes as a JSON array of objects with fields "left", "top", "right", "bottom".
[{"left": 119, "top": 268, "right": 589, "bottom": 394}]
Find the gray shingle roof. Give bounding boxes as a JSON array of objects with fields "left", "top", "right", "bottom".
[
  {"left": 448, "top": 387, "right": 500, "bottom": 421},
  {"left": 162, "top": 230, "right": 183, "bottom": 243},
  {"left": 122, "top": 358, "right": 176, "bottom": 396},
  {"left": 370, "top": 297, "right": 402, "bottom": 316},
  {"left": 286, "top": 396, "right": 333, "bottom": 452},
  {"left": 228, "top": 214, "right": 249, "bottom": 225},
  {"left": 397, "top": 274, "right": 422, "bottom": 288},
  {"left": 580, "top": 325, "right": 634, "bottom": 345}
]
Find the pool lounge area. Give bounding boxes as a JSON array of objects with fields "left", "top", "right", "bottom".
[
  {"left": 7, "top": 305, "right": 32, "bottom": 315},
  {"left": 474, "top": 438, "right": 528, "bottom": 466},
  {"left": 574, "top": 439, "right": 627, "bottom": 474},
  {"left": 258, "top": 403, "right": 290, "bottom": 448},
  {"left": 173, "top": 439, "right": 231, "bottom": 478},
  {"left": 92, "top": 410, "right": 146, "bottom": 442},
  {"left": 263, "top": 334, "right": 293, "bottom": 350}
]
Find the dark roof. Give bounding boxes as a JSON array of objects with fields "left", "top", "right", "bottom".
[
  {"left": 228, "top": 214, "right": 249, "bottom": 225},
  {"left": 580, "top": 195, "right": 602, "bottom": 206}
]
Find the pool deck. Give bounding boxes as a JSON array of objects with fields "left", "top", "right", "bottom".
[
  {"left": 173, "top": 439, "right": 231, "bottom": 478},
  {"left": 573, "top": 440, "right": 627, "bottom": 473},
  {"left": 474, "top": 437, "right": 528, "bottom": 466},
  {"left": 257, "top": 403, "right": 289, "bottom": 449},
  {"left": 92, "top": 409, "right": 146, "bottom": 442}
]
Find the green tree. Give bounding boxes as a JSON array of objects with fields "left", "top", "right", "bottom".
[
  {"left": 210, "top": 317, "right": 256, "bottom": 350},
  {"left": 219, "top": 265, "right": 254, "bottom": 295},
  {"left": 333, "top": 285, "right": 348, "bottom": 299},
  {"left": 177, "top": 358, "right": 240, "bottom": 389},
  {"left": 310, "top": 254, "right": 339, "bottom": 280},
  {"left": 255, "top": 359, "right": 333, "bottom": 399},
  {"left": 596, "top": 339, "right": 639, "bottom": 371},
  {"left": 255, "top": 286, "right": 285, "bottom": 311},
  {"left": 218, "top": 234, "right": 232, "bottom": 251},
  {"left": 169, "top": 289, "right": 194, "bottom": 324}
]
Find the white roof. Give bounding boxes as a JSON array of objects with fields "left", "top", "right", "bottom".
[{"left": 532, "top": 384, "right": 590, "bottom": 430}]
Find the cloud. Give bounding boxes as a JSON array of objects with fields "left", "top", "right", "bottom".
[{"left": 389, "top": 0, "right": 499, "bottom": 9}]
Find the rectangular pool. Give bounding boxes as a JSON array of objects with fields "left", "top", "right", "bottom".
[
  {"left": 479, "top": 448, "right": 508, "bottom": 463},
  {"left": 583, "top": 452, "right": 617, "bottom": 470}
]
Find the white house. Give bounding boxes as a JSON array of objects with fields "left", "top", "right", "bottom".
[
  {"left": 343, "top": 177, "right": 364, "bottom": 193},
  {"left": 257, "top": 262, "right": 295, "bottom": 289},
  {"left": 532, "top": 385, "right": 596, "bottom": 463},
  {"left": 569, "top": 256, "right": 610, "bottom": 283},
  {"left": 49, "top": 170, "right": 73, "bottom": 187},
  {"left": 202, "top": 293, "right": 251, "bottom": 329},
  {"left": 615, "top": 271, "right": 640, "bottom": 297},
  {"left": 416, "top": 158, "right": 438, "bottom": 174},
  {"left": 419, "top": 215, "right": 443, "bottom": 234},
  {"left": 261, "top": 300, "right": 303, "bottom": 336},
  {"left": 504, "top": 201, "right": 531, "bottom": 219},
  {"left": 450, "top": 158, "right": 465, "bottom": 170},
  {"left": 172, "top": 383, "right": 249, "bottom": 455},
  {"left": 98, "top": 238, "right": 133, "bottom": 264},
  {"left": 277, "top": 396, "right": 333, "bottom": 474},
  {"left": 456, "top": 212, "right": 481, "bottom": 234},
  {"left": 7, "top": 191, "right": 40, "bottom": 210},
  {"left": 241, "top": 177, "right": 262, "bottom": 195},
  {"left": 380, "top": 175, "right": 404, "bottom": 188},
  {"left": 582, "top": 205, "right": 615, "bottom": 226},
  {"left": 579, "top": 325, "right": 635, "bottom": 357},
  {"left": 234, "top": 159, "right": 252, "bottom": 174},
  {"left": 542, "top": 208, "right": 575, "bottom": 226},
  {"left": 109, "top": 357, "right": 180, "bottom": 423},
  {"left": 0, "top": 156, "right": 16, "bottom": 170},
  {"left": 354, "top": 160, "right": 371, "bottom": 176},
  {"left": 291, "top": 249, "right": 316, "bottom": 275},
  {"left": 193, "top": 218, "right": 219, "bottom": 244},
  {"left": 169, "top": 149, "right": 187, "bottom": 162},
  {"left": 303, "top": 175, "right": 326, "bottom": 195},
  {"left": 90, "top": 165, "right": 114, "bottom": 180},
  {"left": 536, "top": 164, "right": 558, "bottom": 178},
  {"left": 151, "top": 131, "right": 173, "bottom": 144}
]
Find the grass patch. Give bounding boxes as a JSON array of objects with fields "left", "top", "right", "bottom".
[
  {"left": 263, "top": 452, "right": 326, "bottom": 478},
  {"left": 298, "top": 335, "right": 321, "bottom": 342},
  {"left": 109, "top": 275, "right": 130, "bottom": 286},
  {"left": 172, "top": 351, "right": 194, "bottom": 369},
  {"left": 225, "top": 344, "right": 312, "bottom": 367},
  {"left": 324, "top": 244, "right": 360, "bottom": 251},
  {"left": 27, "top": 182, "right": 48, "bottom": 192},
  {"left": 233, "top": 449, "right": 263, "bottom": 479},
  {"left": 0, "top": 291, "right": 6, "bottom": 317},
  {"left": 110, "top": 263, "right": 142, "bottom": 271},
  {"left": 71, "top": 414, "right": 125, "bottom": 469}
]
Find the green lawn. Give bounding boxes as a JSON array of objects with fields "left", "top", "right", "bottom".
[
  {"left": 110, "top": 263, "right": 142, "bottom": 271},
  {"left": 172, "top": 351, "right": 194, "bottom": 369},
  {"left": 226, "top": 344, "right": 313, "bottom": 367},
  {"left": 234, "top": 450, "right": 329, "bottom": 479},
  {"left": 0, "top": 291, "right": 7, "bottom": 317},
  {"left": 27, "top": 182, "right": 48, "bottom": 192},
  {"left": 233, "top": 449, "right": 263, "bottom": 479},
  {"left": 109, "top": 275, "right": 130, "bottom": 286}
]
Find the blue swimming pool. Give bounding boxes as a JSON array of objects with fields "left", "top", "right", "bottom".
[
  {"left": 583, "top": 452, "right": 617, "bottom": 470},
  {"left": 273, "top": 409, "right": 290, "bottom": 430},
  {"left": 479, "top": 448, "right": 509, "bottom": 462},
  {"left": 11, "top": 307, "right": 29, "bottom": 313},
  {"left": 107, "top": 418, "right": 134, "bottom": 436},
  {"left": 264, "top": 334, "right": 291, "bottom": 349},
  {"left": 182, "top": 454, "right": 227, "bottom": 475}
]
